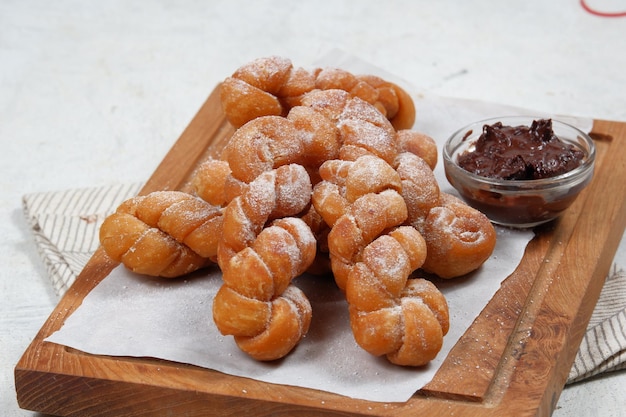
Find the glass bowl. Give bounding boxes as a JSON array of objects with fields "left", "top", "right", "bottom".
[{"left": 443, "top": 116, "right": 596, "bottom": 228}]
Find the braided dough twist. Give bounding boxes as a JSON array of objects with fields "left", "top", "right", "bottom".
[
  {"left": 220, "top": 56, "right": 416, "bottom": 130},
  {"left": 313, "top": 155, "right": 449, "bottom": 365},
  {"left": 212, "top": 164, "right": 317, "bottom": 360},
  {"left": 421, "top": 193, "right": 497, "bottom": 278},
  {"left": 391, "top": 152, "right": 497, "bottom": 279},
  {"left": 347, "top": 228, "right": 450, "bottom": 366},
  {"left": 99, "top": 191, "right": 223, "bottom": 277}
]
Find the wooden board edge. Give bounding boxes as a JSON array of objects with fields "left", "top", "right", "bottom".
[{"left": 483, "top": 119, "right": 626, "bottom": 416}]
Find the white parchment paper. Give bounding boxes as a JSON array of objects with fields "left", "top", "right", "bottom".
[{"left": 44, "top": 51, "right": 593, "bottom": 403}]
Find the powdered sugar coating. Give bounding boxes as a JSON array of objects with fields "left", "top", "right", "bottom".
[
  {"left": 421, "top": 193, "right": 497, "bottom": 278},
  {"left": 394, "top": 152, "right": 440, "bottom": 230},
  {"left": 213, "top": 164, "right": 316, "bottom": 361},
  {"left": 272, "top": 165, "right": 313, "bottom": 219},
  {"left": 300, "top": 89, "right": 351, "bottom": 124},
  {"left": 232, "top": 56, "right": 293, "bottom": 93},
  {"left": 224, "top": 116, "right": 303, "bottom": 183},
  {"left": 345, "top": 155, "right": 401, "bottom": 202}
]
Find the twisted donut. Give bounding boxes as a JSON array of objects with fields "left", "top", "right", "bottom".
[
  {"left": 313, "top": 155, "right": 405, "bottom": 288},
  {"left": 347, "top": 228, "right": 449, "bottom": 366},
  {"left": 99, "top": 191, "right": 223, "bottom": 277},
  {"left": 220, "top": 56, "right": 416, "bottom": 130},
  {"left": 392, "top": 151, "right": 496, "bottom": 278},
  {"left": 313, "top": 155, "right": 449, "bottom": 366},
  {"left": 212, "top": 164, "right": 317, "bottom": 360},
  {"left": 421, "top": 193, "right": 497, "bottom": 279}
]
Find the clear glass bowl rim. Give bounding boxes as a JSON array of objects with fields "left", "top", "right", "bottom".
[{"left": 443, "top": 115, "right": 596, "bottom": 190}]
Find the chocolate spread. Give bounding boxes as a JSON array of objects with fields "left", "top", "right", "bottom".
[{"left": 457, "top": 119, "right": 584, "bottom": 180}]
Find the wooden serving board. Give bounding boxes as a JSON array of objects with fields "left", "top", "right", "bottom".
[{"left": 15, "top": 86, "right": 626, "bottom": 417}]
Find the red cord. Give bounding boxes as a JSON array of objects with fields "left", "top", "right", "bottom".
[{"left": 580, "top": 0, "right": 626, "bottom": 17}]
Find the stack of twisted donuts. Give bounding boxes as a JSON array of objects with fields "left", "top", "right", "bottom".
[{"left": 99, "top": 56, "right": 497, "bottom": 366}]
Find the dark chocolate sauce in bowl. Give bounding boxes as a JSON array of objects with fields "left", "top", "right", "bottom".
[
  {"left": 443, "top": 117, "right": 595, "bottom": 228},
  {"left": 456, "top": 119, "right": 584, "bottom": 180}
]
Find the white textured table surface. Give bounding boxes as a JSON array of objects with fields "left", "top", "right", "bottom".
[{"left": 2, "top": 1, "right": 625, "bottom": 415}]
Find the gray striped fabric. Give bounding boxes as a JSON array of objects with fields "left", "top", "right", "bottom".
[
  {"left": 567, "top": 266, "right": 626, "bottom": 383},
  {"left": 21, "top": 183, "right": 625, "bottom": 384},
  {"left": 22, "top": 182, "right": 144, "bottom": 295}
]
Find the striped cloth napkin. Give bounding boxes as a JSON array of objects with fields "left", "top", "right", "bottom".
[
  {"left": 22, "top": 182, "right": 626, "bottom": 384},
  {"left": 22, "top": 182, "right": 144, "bottom": 295}
]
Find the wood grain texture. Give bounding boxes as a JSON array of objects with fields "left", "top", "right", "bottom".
[{"left": 14, "top": 87, "right": 626, "bottom": 416}]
